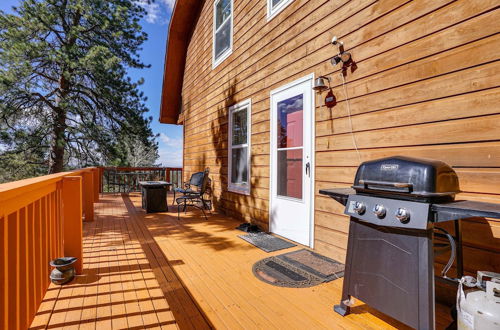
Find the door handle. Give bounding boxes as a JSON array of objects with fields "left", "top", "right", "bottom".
[{"left": 305, "top": 162, "right": 310, "bottom": 177}]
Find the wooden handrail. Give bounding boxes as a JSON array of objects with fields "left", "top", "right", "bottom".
[
  {"left": 99, "top": 166, "right": 175, "bottom": 171},
  {"left": 0, "top": 167, "right": 99, "bottom": 330}
]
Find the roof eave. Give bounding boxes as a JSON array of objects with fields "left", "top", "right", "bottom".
[{"left": 159, "top": 0, "right": 203, "bottom": 125}]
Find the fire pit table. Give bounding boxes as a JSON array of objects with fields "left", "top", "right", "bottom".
[
  {"left": 139, "top": 181, "right": 172, "bottom": 213},
  {"left": 319, "top": 156, "right": 500, "bottom": 329}
]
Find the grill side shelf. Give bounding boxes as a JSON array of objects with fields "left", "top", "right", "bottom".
[
  {"left": 432, "top": 200, "right": 500, "bottom": 222},
  {"left": 319, "top": 188, "right": 354, "bottom": 206}
]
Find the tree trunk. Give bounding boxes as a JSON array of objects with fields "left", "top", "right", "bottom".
[
  {"left": 49, "top": 107, "right": 66, "bottom": 173},
  {"left": 49, "top": 10, "right": 81, "bottom": 174},
  {"left": 49, "top": 75, "right": 69, "bottom": 174}
]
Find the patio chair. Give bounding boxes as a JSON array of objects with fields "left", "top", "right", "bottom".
[
  {"left": 172, "top": 171, "right": 204, "bottom": 205},
  {"left": 175, "top": 168, "right": 210, "bottom": 220}
]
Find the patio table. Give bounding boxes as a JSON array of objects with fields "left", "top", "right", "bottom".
[{"left": 139, "top": 181, "right": 172, "bottom": 213}]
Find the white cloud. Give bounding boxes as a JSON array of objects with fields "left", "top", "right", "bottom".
[
  {"left": 159, "top": 132, "right": 182, "bottom": 147},
  {"left": 160, "top": 0, "right": 176, "bottom": 9},
  {"left": 279, "top": 96, "right": 303, "bottom": 113},
  {"left": 158, "top": 148, "right": 183, "bottom": 167},
  {"left": 157, "top": 132, "right": 183, "bottom": 167},
  {"left": 136, "top": 0, "right": 174, "bottom": 24}
]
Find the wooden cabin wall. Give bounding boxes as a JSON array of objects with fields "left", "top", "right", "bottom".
[{"left": 180, "top": 0, "right": 500, "bottom": 280}]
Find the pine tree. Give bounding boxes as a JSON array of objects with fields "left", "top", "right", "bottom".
[{"left": 0, "top": 0, "right": 159, "bottom": 179}]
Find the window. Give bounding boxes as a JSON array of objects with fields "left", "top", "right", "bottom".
[
  {"left": 267, "top": 0, "right": 294, "bottom": 20},
  {"left": 228, "top": 99, "right": 251, "bottom": 194},
  {"left": 213, "top": 0, "right": 233, "bottom": 68}
]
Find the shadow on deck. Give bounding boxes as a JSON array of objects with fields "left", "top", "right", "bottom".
[{"left": 30, "top": 193, "right": 452, "bottom": 329}]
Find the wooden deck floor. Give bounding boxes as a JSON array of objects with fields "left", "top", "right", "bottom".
[{"left": 31, "top": 193, "right": 452, "bottom": 329}]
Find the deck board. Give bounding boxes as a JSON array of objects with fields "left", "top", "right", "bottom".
[
  {"left": 30, "top": 193, "right": 452, "bottom": 329},
  {"left": 30, "top": 194, "right": 207, "bottom": 329}
]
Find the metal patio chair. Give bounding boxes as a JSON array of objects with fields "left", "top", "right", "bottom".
[
  {"left": 172, "top": 171, "right": 204, "bottom": 205},
  {"left": 175, "top": 168, "right": 210, "bottom": 220}
]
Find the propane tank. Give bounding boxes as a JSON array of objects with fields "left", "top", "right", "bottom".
[{"left": 457, "top": 271, "right": 500, "bottom": 330}]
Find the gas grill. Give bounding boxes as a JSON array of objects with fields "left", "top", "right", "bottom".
[{"left": 319, "top": 156, "right": 500, "bottom": 330}]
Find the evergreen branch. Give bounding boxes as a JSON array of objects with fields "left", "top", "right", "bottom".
[
  {"left": 32, "top": 69, "right": 59, "bottom": 83},
  {"left": 0, "top": 0, "right": 157, "bottom": 174},
  {"left": 33, "top": 14, "right": 65, "bottom": 45},
  {"left": 30, "top": 92, "right": 58, "bottom": 111}
]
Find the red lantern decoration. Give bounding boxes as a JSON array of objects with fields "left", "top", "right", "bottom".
[{"left": 325, "top": 89, "right": 336, "bottom": 108}]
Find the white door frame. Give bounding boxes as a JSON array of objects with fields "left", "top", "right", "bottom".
[{"left": 268, "top": 73, "right": 315, "bottom": 248}]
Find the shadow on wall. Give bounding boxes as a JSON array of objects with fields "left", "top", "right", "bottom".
[
  {"left": 182, "top": 89, "right": 207, "bottom": 186},
  {"left": 201, "top": 77, "right": 270, "bottom": 230},
  {"left": 210, "top": 78, "right": 236, "bottom": 213}
]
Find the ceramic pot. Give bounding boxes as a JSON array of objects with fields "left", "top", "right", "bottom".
[{"left": 49, "top": 257, "right": 77, "bottom": 285}]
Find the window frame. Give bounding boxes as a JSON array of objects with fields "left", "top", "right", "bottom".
[
  {"left": 228, "top": 98, "right": 251, "bottom": 195},
  {"left": 267, "top": 0, "right": 294, "bottom": 21},
  {"left": 212, "top": 0, "right": 233, "bottom": 69}
]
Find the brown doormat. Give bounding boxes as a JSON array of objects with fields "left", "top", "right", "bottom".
[
  {"left": 277, "top": 249, "right": 345, "bottom": 282},
  {"left": 252, "top": 249, "right": 344, "bottom": 288},
  {"left": 238, "top": 232, "right": 296, "bottom": 252}
]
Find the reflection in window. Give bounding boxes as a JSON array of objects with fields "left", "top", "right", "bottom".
[
  {"left": 277, "top": 149, "right": 303, "bottom": 199},
  {"left": 231, "top": 147, "right": 248, "bottom": 184},
  {"left": 277, "top": 94, "right": 303, "bottom": 148},
  {"left": 213, "top": 0, "right": 232, "bottom": 66},
  {"left": 276, "top": 94, "right": 303, "bottom": 200},
  {"left": 271, "top": 0, "right": 283, "bottom": 8},
  {"left": 268, "top": 0, "right": 294, "bottom": 20},
  {"left": 232, "top": 108, "right": 247, "bottom": 145},
  {"left": 228, "top": 99, "right": 251, "bottom": 194}
]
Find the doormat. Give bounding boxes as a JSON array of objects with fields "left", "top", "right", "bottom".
[
  {"left": 276, "top": 249, "right": 345, "bottom": 281},
  {"left": 252, "top": 250, "right": 344, "bottom": 288},
  {"left": 238, "top": 232, "right": 296, "bottom": 252}
]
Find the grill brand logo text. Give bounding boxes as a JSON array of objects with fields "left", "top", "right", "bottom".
[{"left": 381, "top": 164, "right": 399, "bottom": 171}]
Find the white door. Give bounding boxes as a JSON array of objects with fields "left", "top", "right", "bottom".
[{"left": 270, "top": 74, "right": 314, "bottom": 247}]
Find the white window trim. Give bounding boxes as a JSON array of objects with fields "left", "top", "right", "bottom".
[
  {"left": 228, "top": 99, "right": 251, "bottom": 195},
  {"left": 212, "top": 0, "right": 233, "bottom": 69},
  {"left": 267, "top": 0, "right": 294, "bottom": 21}
]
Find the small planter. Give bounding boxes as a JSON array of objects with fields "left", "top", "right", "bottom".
[{"left": 49, "top": 257, "right": 77, "bottom": 285}]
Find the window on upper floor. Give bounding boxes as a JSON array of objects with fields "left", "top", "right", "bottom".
[
  {"left": 213, "top": 0, "right": 233, "bottom": 68},
  {"left": 228, "top": 99, "right": 251, "bottom": 195},
  {"left": 267, "top": 0, "right": 294, "bottom": 20}
]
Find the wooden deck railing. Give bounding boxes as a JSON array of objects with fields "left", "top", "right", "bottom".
[
  {"left": 0, "top": 166, "right": 181, "bottom": 329},
  {"left": 100, "top": 167, "right": 182, "bottom": 193},
  {"left": 0, "top": 168, "right": 100, "bottom": 330}
]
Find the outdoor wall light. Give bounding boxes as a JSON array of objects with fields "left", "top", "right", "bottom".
[
  {"left": 331, "top": 36, "right": 342, "bottom": 46},
  {"left": 331, "top": 55, "right": 342, "bottom": 66},
  {"left": 330, "top": 35, "right": 352, "bottom": 66},
  {"left": 313, "top": 75, "right": 331, "bottom": 93},
  {"left": 331, "top": 51, "right": 351, "bottom": 66}
]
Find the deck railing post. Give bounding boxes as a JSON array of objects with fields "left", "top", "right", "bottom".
[
  {"left": 92, "top": 168, "right": 99, "bottom": 202},
  {"left": 62, "top": 176, "right": 83, "bottom": 274},
  {"left": 82, "top": 171, "right": 94, "bottom": 222},
  {"left": 99, "top": 167, "right": 103, "bottom": 193}
]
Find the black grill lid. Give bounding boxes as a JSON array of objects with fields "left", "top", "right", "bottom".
[{"left": 352, "top": 156, "right": 460, "bottom": 202}]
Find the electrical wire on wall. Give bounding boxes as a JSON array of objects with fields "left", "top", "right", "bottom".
[
  {"left": 330, "top": 36, "right": 362, "bottom": 164},
  {"left": 339, "top": 71, "right": 362, "bottom": 163}
]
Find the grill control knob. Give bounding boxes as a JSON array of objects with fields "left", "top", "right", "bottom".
[
  {"left": 373, "top": 204, "right": 386, "bottom": 218},
  {"left": 395, "top": 208, "right": 410, "bottom": 223},
  {"left": 353, "top": 201, "right": 366, "bottom": 215}
]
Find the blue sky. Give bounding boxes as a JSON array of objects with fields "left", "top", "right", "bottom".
[{"left": 0, "top": 0, "right": 183, "bottom": 167}]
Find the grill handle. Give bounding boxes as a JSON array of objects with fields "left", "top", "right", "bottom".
[{"left": 359, "top": 180, "right": 413, "bottom": 193}]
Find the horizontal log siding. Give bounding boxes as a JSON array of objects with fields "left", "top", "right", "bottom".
[{"left": 180, "top": 0, "right": 500, "bottom": 275}]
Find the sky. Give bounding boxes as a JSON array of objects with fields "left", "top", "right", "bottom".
[{"left": 0, "top": 0, "right": 183, "bottom": 167}]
